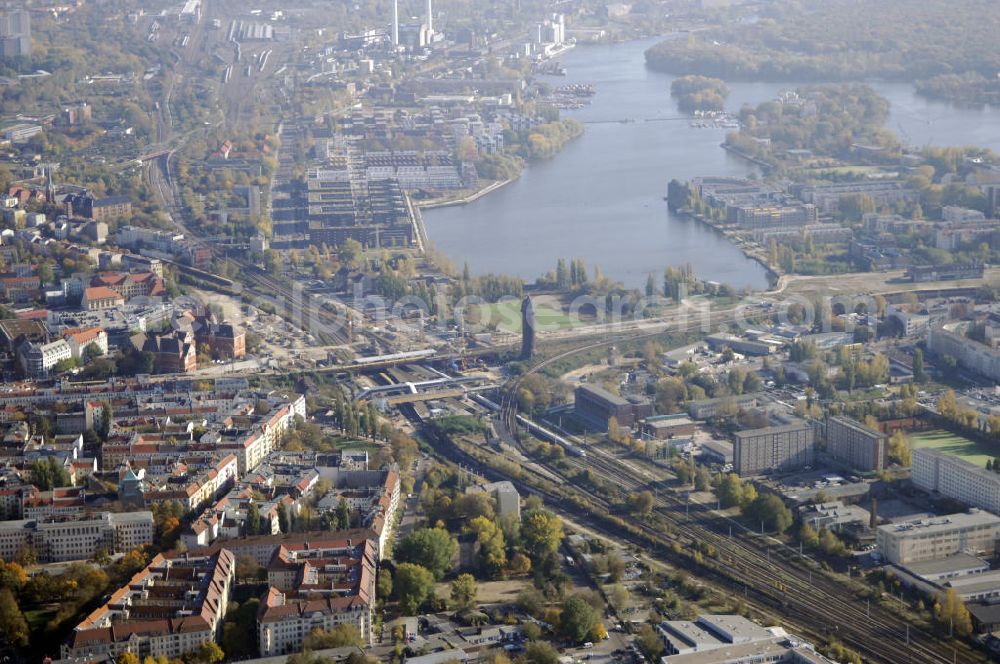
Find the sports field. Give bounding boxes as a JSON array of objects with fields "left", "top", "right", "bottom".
[
  {"left": 473, "top": 300, "right": 584, "bottom": 333},
  {"left": 910, "top": 429, "right": 998, "bottom": 468}
]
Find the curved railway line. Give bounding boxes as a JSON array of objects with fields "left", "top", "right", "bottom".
[{"left": 492, "top": 338, "right": 982, "bottom": 664}]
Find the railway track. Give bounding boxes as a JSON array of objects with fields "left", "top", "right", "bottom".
[{"left": 493, "top": 339, "right": 982, "bottom": 664}]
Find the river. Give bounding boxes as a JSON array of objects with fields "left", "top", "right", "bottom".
[{"left": 422, "top": 36, "right": 1000, "bottom": 291}]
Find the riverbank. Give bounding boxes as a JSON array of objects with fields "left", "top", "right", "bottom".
[
  {"left": 417, "top": 178, "right": 516, "bottom": 211},
  {"left": 674, "top": 205, "right": 781, "bottom": 289}
]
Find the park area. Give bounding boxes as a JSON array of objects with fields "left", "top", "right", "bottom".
[
  {"left": 473, "top": 299, "right": 584, "bottom": 333},
  {"left": 910, "top": 429, "right": 1000, "bottom": 468}
]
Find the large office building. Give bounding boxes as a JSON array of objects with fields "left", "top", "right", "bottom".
[
  {"left": 657, "top": 614, "right": 834, "bottom": 663},
  {"left": 733, "top": 420, "right": 814, "bottom": 476},
  {"left": 0, "top": 511, "right": 153, "bottom": 563},
  {"left": 912, "top": 448, "right": 1000, "bottom": 514},
  {"left": 825, "top": 416, "right": 886, "bottom": 472},
  {"left": 876, "top": 511, "right": 1000, "bottom": 565},
  {"left": 0, "top": 9, "right": 30, "bottom": 58},
  {"left": 574, "top": 384, "right": 653, "bottom": 430},
  {"left": 62, "top": 550, "right": 234, "bottom": 660}
]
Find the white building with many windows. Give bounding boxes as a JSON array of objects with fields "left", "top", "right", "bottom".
[
  {"left": 912, "top": 448, "right": 1000, "bottom": 514},
  {"left": 876, "top": 511, "right": 1000, "bottom": 565}
]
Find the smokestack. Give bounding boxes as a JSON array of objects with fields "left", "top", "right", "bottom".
[
  {"left": 426, "top": 0, "right": 433, "bottom": 35},
  {"left": 392, "top": 0, "right": 399, "bottom": 46}
]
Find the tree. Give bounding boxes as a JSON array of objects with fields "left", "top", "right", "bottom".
[
  {"left": 468, "top": 516, "right": 506, "bottom": 578},
  {"left": 799, "top": 522, "right": 820, "bottom": 549},
  {"left": 717, "top": 473, "right": 744, "bottom": 508},
  {"left": 450, "top": 573, "right": 478, "bottom": 609},
  {"left": 236, "top": 555, "right": 262, "bottom": 581},
  {"left": 395, "top": 563, "right": 435, "bottom": 615},
  {"left": 509, "top": 552, "right": 532, "bottom": 576},
  {"left": 247, "top": 502, "right": 261, "bottom": 535},
  {"left": 888, "top": 430, "right": 912, "bottom": 467},
  {"left": 521, "top": 509, "right": 563, "bottom": 563},
  {"left": 524, "top": 642, "right": 560, "bottom": 664},
  {"left": 0, "top": 588, "right": 28, "bottom": 646},
  {"left": 694, "top": 465, "right": 711, "bottom": 491},
  {"left": 396, "top": 528, "right": 457, "bottom": 580},
  {"left": 97, "top": 401, "right": 113, "bottom": 441},
  {"left": 0, "top": 562, "right": 27, "bottom": 591},
  {"left": 377, "top": 568, "right": 393, "bottom": 600},
  {"left": 197, "top": 641, "right": 224, "bottom": 664},
  {"left": 609, "top": 584, "right": 630, "bottom": 612},
  {"left": 302, "top": 624, "right": 363, "bottom": 649},
  {"left": 118, "top": 653, "right": 140, "bottom": 664},
  {"left": 628, "top": 490, "right": 655, "bottom": 517},
  {"left": 607, "top": 416, "right": 622, "bottom": 444},
  {"left": 335, "top": 497, "right": 351, "bottom": 530},
  {"left": 278, "top": 505, "right": 289, "bottom": 533},
  {"left": 31, "top": 456, "right": 71, "bottom": 491},
  {"left": 913, "top": 347, "right": 926, "bottom": 383},
  {"left": 560, "top": 595, "right": 598, "bottom": 644},
  {"left": 746, "top": 494, "right": 793, "bottom": 534},
  {"left": 636, "top": 624, "right": 664, "bottom": 660}
]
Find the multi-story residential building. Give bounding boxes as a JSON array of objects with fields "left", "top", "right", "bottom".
[
  {"left": 912, "top": 448, "right": 1000, "bottom": 513},
  {"left": 21, "top": 485, "right": 86, "bottom": 519},
  {"left": 0, "top": 511, "right": 153, "bottom": 563},
  {"left": 0, "top": 9, "right": 30, "bottom": 57},
  {"left": 791, "top": 181, "right": 920, "bottom": 215},
  {"left": 929, "top": 322, "right": 1000, "bottom": 383},
  {"left": 733, "top": 204, "right": 817, "bottom": 228},
  {"left": 733, "top": 420, "right": 814, "bottom": 476},
  {"left": 876, "top": 511, "right": 1000, "bottom": 565},
  {"left": 825, "top": 416, "right": 886, "bottom": 472},
  {"left": 63, "top": 326, "right": 108, "bottom": 360},
  {"left": 62, "top": 549, "right": 234, "bottom": 660},
  {"left": 257, "top": 537, "right": 377, "bottom": 654},
  {"left": 143, "top": 454, "right": 238, "bottom": 511}
]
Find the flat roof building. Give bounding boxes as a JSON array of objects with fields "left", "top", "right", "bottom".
[
  {"left": 912, "top": 448, "right": 1000, "bottom": 514},
  {"left": 876, "top": 511, "right": 1000, "bottom": 565},
  {"left": 574, "top": 384, "right": 652, "bottom": 431},
  {"left": 825, "top": 416, "right": 886, "bottom": 473},
  {"left": 733, "top": 420, "right": 814, "bottom": 477}
]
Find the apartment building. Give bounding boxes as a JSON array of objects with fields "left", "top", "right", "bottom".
[
  {"left": 62, "top": 550, "right": 234, "bottom": 660},
  {"left": 825, "top": 416, "right": 886, "bottom": 472},
  {"left": 257, "top": 537, "right": 377, "bottom": 654},
  {"left": 876, "top": 511, "right": 1000, "bottom": 565},
  {"left": 912, "top": 448, "right": 1000, "bottom": 514},
  {"left": 733, "top": 420, "right": 815, "bottom": 476},
  {"left": 63, "top": 326, "right": 109, "bottom": 360}
]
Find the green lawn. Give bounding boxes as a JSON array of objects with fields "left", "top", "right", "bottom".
[
  {"left": 24, "top": 607, "right": 57, "bottom": 632},
  {"left": 910, "top": 429, "right": 999, "bottom": 468},
  {"left": 473, "top": 300, "right": 584, "bottom": 333}
]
